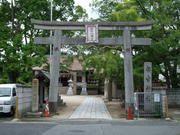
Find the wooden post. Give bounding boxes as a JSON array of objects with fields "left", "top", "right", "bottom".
[
  {"left": 73, "top": 72, "right": 77, "bottom": 95},
  {"left": 123, "top": 27, "right": 134, "bottom": 119},
  {"left": 49, "top": 30, "right": 62, "bottom": 113},
  {"left": 163, "top": 95, "right": 169, "bottom": 118}
]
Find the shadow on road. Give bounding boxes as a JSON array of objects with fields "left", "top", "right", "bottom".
[{"left": 0, "top": 113, "right": 14, "bottom": 121}]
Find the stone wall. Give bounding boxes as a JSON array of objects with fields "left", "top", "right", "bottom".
[{"left": 16, "top": 86, "right": 32, "bottom": 117}]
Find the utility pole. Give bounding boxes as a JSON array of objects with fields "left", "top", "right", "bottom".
[
  {"left": 50, "top": 0, "right": 53, "bottom": 76},
  {"left": 11, "top": 0, "right": 14, "bottom": 36}
]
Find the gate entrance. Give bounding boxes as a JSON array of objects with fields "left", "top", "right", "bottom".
[{"left": 31, "top": 19, "right": 152, "bottom": 118}]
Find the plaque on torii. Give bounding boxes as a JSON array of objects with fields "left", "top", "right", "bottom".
[
  {"left": 31, "top": 19, "right": 152, "bottom": 118},
  {"left": 85, "top": 24, "right": 98, "bottom": 43}
]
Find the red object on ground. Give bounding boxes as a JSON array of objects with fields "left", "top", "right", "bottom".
[
  {"left": 44, "top": 100, "right": 50, "bottom": 117},
  {"left": 127, "top": 107, "right": 134, "bottom": 120}
]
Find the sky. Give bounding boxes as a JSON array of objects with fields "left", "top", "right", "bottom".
[
  {"left": 8, "top": 0, "right": 99, "bottom": 19},
  {"left": 74, "top": 0, "right": 99, "bottom": 19}
]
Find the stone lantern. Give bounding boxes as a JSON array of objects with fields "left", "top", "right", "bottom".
[
  {"left": 67, "top": 79, "right": 73, "bottom": 95},
  {"left": 80, "top": 80, "right": 88, "bottom": 95}
]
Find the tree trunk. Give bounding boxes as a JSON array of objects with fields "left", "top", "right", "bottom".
[
  {"left": 164, "top": 62, "right": 171, "bottom": 89},
  {"left": 8, "top": 71, "right": 18, "bottom": 83},
  {"left": 171, "top": 61, "right": 178, "bottom": 88}
]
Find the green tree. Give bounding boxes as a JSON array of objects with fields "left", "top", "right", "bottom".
[
  {"left": 0, "top": 0, "right": 87, "bottom": 84},
  {"left": 84, "top": 47, "right": 123, "bottom": 100},
  {"left": 135, "top": 0, "right": 180, "bottom": 88},
  {"left": 92, "top": 0, "right": 180, "bottom": 89}
]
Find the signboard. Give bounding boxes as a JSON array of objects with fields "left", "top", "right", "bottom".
[
  {"left": 154, "top": 93, "right": 160, "bottom": 102},
  {"left": 85, "top": 24, "right": 98, "bottom": 43}
]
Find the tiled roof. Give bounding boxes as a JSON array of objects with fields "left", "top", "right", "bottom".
[{"left": 70, "top": 58, "right": 83, "bottom": 71}]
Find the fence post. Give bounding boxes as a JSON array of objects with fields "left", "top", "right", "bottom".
[
  {"left": 134, "top": 93, "right": 138, "bottom": 119},
  {"left": 15, "top": 96, "right": 19, "bottom": 119},
  {"left": 162, "top": 95, "right": 169, "bottom": 118},
  {"left": 165, "top": 96, "right": 169, "bottom": 118}
]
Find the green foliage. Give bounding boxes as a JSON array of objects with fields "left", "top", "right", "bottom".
[
  {"left": 135, "top": 0, "right": 180, "bottom": 88},
  {"left": 109, "top": 0, "right": 144, "bottom": 22},
  {"left": 92, "top": 0, "right": 117, "bottom": 19},
  {"left": 85, "top": 49, "right": 124, "bottom": 89},
  {"left": 92, "top": 0, "right": 180, "bottom": 89},
  {"left": 0, "top": 0, "right": 87, "bottom": 84}
]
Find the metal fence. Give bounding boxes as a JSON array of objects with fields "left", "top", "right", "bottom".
[{"left": 134, "top": 92, "right": 165, "bottom": 118}]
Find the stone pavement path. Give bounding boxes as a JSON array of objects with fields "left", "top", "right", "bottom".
[{"left": 69, "top": 96, "right": 112, "bottom": 120}]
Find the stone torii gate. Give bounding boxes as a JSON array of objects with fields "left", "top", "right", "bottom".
[{"left": 31, "top": 19, "right": 152, "bottom": 117}]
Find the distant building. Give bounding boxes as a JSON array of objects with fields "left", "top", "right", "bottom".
[{"left": 33, "top": 56, "right": 100, "bottom": 107}]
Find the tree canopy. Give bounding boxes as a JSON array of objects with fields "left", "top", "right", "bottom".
[
  {"left": 0, "top": 0, "right": 179, "bottom": 90},
  {"left": 0, "top": 0, "right": 87, "bottom": 84},
  {"left": 90, "top": 0, "right": 180, "bottom": 89}
]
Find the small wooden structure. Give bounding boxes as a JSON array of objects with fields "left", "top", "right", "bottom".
[{"left": 33, "top": 67, "right": 49, "bottom": 109}]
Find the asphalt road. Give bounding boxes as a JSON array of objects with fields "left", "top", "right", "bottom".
[{"left": 0, "top": 120, "right": 180, "bottom": 135}]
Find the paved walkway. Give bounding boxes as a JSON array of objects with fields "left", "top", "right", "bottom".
[{"left": 69, "top": 96, "right": 112, "bottom": 120}]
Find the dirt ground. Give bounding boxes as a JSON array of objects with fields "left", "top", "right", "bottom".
[
  {"left": 168, "top": 108, "right": 180, "bottom": 121},
  {"left": 105, "top": 100, "right": 126, "bottom": 119},
  {"left": 52, "top": 95, "right": 125, "bottom": 119}
]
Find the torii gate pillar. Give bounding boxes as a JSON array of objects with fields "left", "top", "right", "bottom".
[
  {"left": 48, "top": 30, "right": 62, "bottom": 112},
  {"left": 123, "top": 27, "right": 134, "bottom": 119}
]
